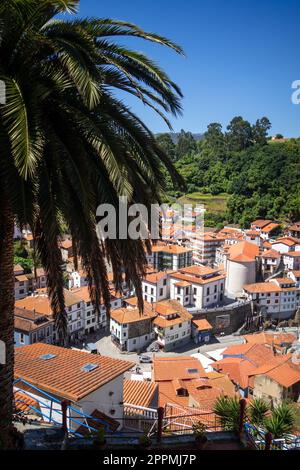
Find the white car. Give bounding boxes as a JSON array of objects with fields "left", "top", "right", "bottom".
[{"left": 138, "top": 355, "right": 152, "bottom": 364}]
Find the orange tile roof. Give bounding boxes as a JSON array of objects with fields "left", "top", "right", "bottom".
[
  {"left": 263, "top": 241, "right": 272, "bottom": 249},
  {"left": 111, "top": 307, "right": 156, "bottom": 324},
  {"left": 15, "top": 274, "right": 29, "bottom": 282},
  {"left": 285, "top": 251, "right": 300, "bottom": 257},
  {"left": 272, "top": 277, "right": 296, "bottom": 285},
  {"left": 206, "top": 372, "right": 236, "bottom": 396},
  {"left": 174, "top": 280, "right": 191, "bottom": 287},
  {"left": 14, "top": 264, "right": 24, "bottom": 273},
  {"left": 290, "top": 270, "right": 300, "bottom": 277},
  {"left": 228, "top": 241, "right": 259, "bottom": 263},
  {"left": 153, "top": 300, "right": 192, "bottom": 328},
  {"left": 243, "top": 282, "right": 281, "bottom": 293},
  {"left": 261, "top": 223, "right": 280, "bottom": 233},
  {"left": 151, "top": 244, "right": 192, "bottom": 254},
  {"left": 212, "top": 357, "right": 256, "bottom": 389},
  {"left": 251, "top": 219, "right": 272, "bottom": 228},
  {"left": 143, "top": 271, "right": 173, "bottom": 284},
  {"left": 249, "top": 355, "right": 300, "bottom": 388},
  {"left": 272, "top": 238, "right": 298, "bottom": 247},
  {"left": 243, "top": 332, "right": 296, "bottom": 347},
  {"left": 192, "top": 319, "right": 213, "bottom": 331},
  {"left": 15, "top": 343, "right": 134, "bottom": 401},
  {"left": 15, "top": 289, "right": 82, "bottom": 316},
  {"left": 123, "top": 380, "right": 158, "bottom": 407},
  {"left": 14, "top": 391, "right": 40, "bottom": 414},
  {"left": 261, "top": 249, "right": 281, "bottom": 259},
  {"left": 170, "top": 265, "right": 225, "bottom": 286},
  {"left": 153, "top": 356, "right": 207, "bottom": 382},
  {"left": 266, "top": 362, "right": 300, "bottom": 388}
]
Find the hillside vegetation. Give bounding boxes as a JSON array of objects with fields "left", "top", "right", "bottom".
[{"left": 157, "top": 120, "right": 300, "bottom": 228}]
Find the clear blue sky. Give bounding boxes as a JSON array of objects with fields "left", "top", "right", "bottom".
[{"left": 66, "top": 0, "right": 300, "bottom": 136}]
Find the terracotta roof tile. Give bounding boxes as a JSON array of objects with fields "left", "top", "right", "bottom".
[
  {"left": 15, "top": 343, "right": 134, "bottom": 401},
  {"left": 153, "top": 356, "right": 207, "bottom": 382},
  {"left": 228, "top": 241, "right": 259, "bottom": 263},
  {"left": 123, "top": 380, "right": 158, "bottom": 408},
  {"left": 192, "top": 319, "right": 213, "bottom": 331}
]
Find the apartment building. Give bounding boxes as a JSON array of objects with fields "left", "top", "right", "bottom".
[
  {"left": 169, "top": 265, "right": 226, "bottom": 309},
  {"left": 153, "top": 299, "right": 192, "bottom": 351},
  {"left": 288, "top": 270, "right": 300, "bottom": 288},
  {"left": 15, "top": 288, "right": 85, "bottom": 342},
  {"left": 243, "top": 278, "right": 300, "bottom": 319},
  {"left": 14, "top": 307, "right": 54, "bottom": 347},
  {"left": 272, "top": 237, "right": 300, "bottom": 254},
  {"left": 110, "top": 305, "right": 156, "bottom": 352},
  {"left": 142, "top": 271, "right": 171, "bottom": 303},
  {"left": 14, "top": 265, "right": 47, "bottom": 300},
  {"left": 287, "top": 221, "right": 300, "bottom": 238},
  {"left": 151, "top": 244, "right": 193, "bottom": 271}
]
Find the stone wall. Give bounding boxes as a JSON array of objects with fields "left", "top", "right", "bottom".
[{"left": 193, "top": 302, "right": 252, "bottom": 335}]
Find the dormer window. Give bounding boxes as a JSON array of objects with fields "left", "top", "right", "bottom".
[{"left": 176, "top": 387, "right": 188, "bottom": 397}]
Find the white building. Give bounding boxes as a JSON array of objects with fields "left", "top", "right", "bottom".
[
  {"left": 110, "top": 305, "right": 156, "bottom": 352},
  {"left": 153, "top": 299, "right": 192, "bottom": 351},
  {"left": 261, "top": 249, "right": 281, "bottom": 276},
  {"left": 288, "top": 270, "right": 300, "bottom": 288},
  {"left": 169, "top": 265, "right": 226, "bottom": 309},
  {"left": 243, "top": 278, "right": 300, "bottom": 320},
  {"left": 142, "top": 271, "right": 170, "bottom": 304},
  {"left": 283, "top": 251, "right": 300, "bottom": 271},
  {"left": 271, "top": 237, "right": 300, "bottom": 254},
  {"left": 14, "top": 343, "right": 133, "bottom": 433}
]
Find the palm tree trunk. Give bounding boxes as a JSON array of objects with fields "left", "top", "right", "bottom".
[{"left": 0, "top": 196, "right": 15, "bottom": 448}]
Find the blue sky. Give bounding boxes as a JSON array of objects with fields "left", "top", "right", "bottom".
[{"left": 67, "top": 0, "right": 300, "bottom": 136}]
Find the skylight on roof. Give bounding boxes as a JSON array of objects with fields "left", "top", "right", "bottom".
[
  {"left": 81, "top": 363, "right": 98, "bottom": 372},
  {"left": 187, "top": 368, "right": 199, "bottom": 374},
  {"left": 40, "top": 354, "right": 56, "bottom": 360}
]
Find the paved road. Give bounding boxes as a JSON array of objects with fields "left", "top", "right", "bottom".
[{"left": 94, "top": 332, "right": 245, "bottom": 371}]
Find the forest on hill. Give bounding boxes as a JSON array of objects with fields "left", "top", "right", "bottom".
[{"left": 157, "top": 117, "right": 300, "bottom": 228}]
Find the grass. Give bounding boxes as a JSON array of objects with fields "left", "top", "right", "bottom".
[{"left": 178, "top": 192, "right": 229, "bottom": 214}]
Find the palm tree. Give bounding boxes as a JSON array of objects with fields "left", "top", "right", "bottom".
[
  {"left": 248, "top": 397, "right": 269, "bottom": 427},
  {"left": 264, "top": 403, "right": 296, "bottom": 439},
  {"left": 0, "top": 0, "right": 184, "bottom": 447},
  {"left": 213, "top": 396, "right": 241, "bottom": 432}
]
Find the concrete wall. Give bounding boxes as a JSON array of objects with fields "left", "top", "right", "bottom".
[{"left": 226, "top": 259, "right": 256, "bottom": 298}]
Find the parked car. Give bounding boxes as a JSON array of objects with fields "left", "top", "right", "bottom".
[{"left": 138, "top": 355, "right": 152, "bottom": 363}]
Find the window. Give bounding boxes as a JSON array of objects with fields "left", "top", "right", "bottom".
[
  {"left": 214, "top": 285, "right": 217, "bottom": 293},
  {"left": 133, "top": 339, "right": 136, "bottom": 344},
  {"left": 144, "top": 295, "right": 148, "bottom": 302},
  {"left": 175, "top": 334, "right": 178, "bottom": 339},
  {"left": 87, "top": 301, "right": 91, "bottom": 307},
  {"left": 87, "top": 319, "right": 91, "bottom": 325},
  {"left": 145, "top": 285, "right": 148, "bottom": 293},
  {"left": 160, "top": 288, "right": 163, "bottom": 296},
  {"left": 221, "top": 283, "right": 224, "bottom": 291},
  {"left": 179, "top": 323, "right": 182, "bottom": 328},
  {"left": 206, "top": 287, "right": 210, "bottom": 295},
  {"left": 123, "top": 332, "right": 126, "bottom": 337},
  {"left": 163, "top": 279, "right": 167, "bottom": 286},
  {"left": 185, "top": 287, "right": 189, "bottom": 295},
  {"left": 151, "top": 288, "right": 154, "bottom": 295},
  {"left": 77, "top": 303, "right": 81, "bottom": 308},
  {"left": 170, "top": 326, "right": 174, "bottom": 330},
  {"left": 193, "top": 288, "right": 197, "bottom": 295},
  {"left": 145, "top": 335, "right": 148, "bottom": 340},
  {"left": 20, "top": 333, "right": 25, "bottom": 344}
]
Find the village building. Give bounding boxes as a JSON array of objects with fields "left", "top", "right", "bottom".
[
  {"left": 14, "top": 307, "right": 54, "bottom": 347},
  {"left": 169, "top": 265, "right": 226, "bottom": 309},
  {"left": 150, "top": 244, "right": 193, "bottom": 271},
  {"left": 243, "top": 278, "right": 300, "bottom": 319},
  {"left": 248, "top": 355, "right": 300, "bottom": 405},
  {"left": 283, "top": 251, "right": 300, "bottom": 271},
  {"left": 14, "top": 343, "right": 133, "bottom": 433},
  {"left": 153, "top": 300, "right": 192, "bottom": 351},
  {"left": 191, "top": 318, "right": 213, "bottom": 345},
  {"left": 261, "top": 249, "right": 281, "bottom": 277},
  {"left": 142, "top": 271, "right": 171, "bottom": 304},
  {"left": 110, "top": 304, "right": 157, "bottom": 352}
]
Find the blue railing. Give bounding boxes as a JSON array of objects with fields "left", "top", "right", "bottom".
[
  {"left": 14, "top": 378, "right": 115, "bottom": 436},
  {"left": 244, "top": 422, "right": 300, "bottom": 450}
]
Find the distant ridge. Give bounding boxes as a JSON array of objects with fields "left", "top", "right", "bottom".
[{"left": 156, "top": 132, "right": 204, "bottom": 143}]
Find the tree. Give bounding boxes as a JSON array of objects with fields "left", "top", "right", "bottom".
[
  {"left": 203, "top": 122, "right": 224, "bottom": 152},
  {"left": 213, "top": 396, "right": 241, "bottom": 432},
  {"left": 248, "top": 398, "right": 269, "bottom": 426},
  {"left": 226, "top": 116, "right": 253, "bottom": 151},
  {"left": 156, "top": 133, "right": 176, "bottom": 161},
  {"left": 264, "top": 403, "right": 296, "bottom": 438},
  {"left": 0, "top": 0, "right": 184, "bottom": 447},
  {"left": 176, "top": 129, "right": 197, "bottom": 159},
  {"left": 252, "top": 117, "right": 271, "bottom": 145}
]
